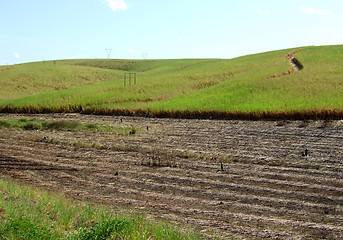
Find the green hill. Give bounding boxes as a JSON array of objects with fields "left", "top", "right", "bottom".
[{"left": 1, "top": 45, "right": 342, "bottom": 119}]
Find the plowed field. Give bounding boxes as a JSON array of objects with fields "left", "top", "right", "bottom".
[{"left": 0, "top": 114, "right": 342, "bottom": 239}]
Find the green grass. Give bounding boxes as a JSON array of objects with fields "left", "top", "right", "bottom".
[
  {"left": 0, "top": 118, "right": 79, "bottom": 131},
  {"left": 0, "top": 177, "right": 199, "bottom": 240},
  {"left": 154, "top": 45, "right": 343, "bottom": 112},
  {"left": 0, "top": 118, "right": 137, "bottom": 135},
  {"left": 1, "top": 45, "right": 342, "bottom": 118}
]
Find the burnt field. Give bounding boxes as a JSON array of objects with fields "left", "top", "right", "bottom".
[{"left": 0, "top": 114, "right": 342, "bottom": 239}]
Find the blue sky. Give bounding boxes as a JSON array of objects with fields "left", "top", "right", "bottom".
[{"left": 1, "top": 0, "right": 342, "bottom": 65}]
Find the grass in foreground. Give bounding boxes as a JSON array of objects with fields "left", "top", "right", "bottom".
[{"left": 0, "top": 177, "right": 199, "bottom": 240}]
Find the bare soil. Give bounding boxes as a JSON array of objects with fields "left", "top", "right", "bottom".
[
  {"left": 268, "top": 49, "right": 304, "bottom": 79},
  {"left": 0, "top": 114, "right": 342, "bottom": 239}
]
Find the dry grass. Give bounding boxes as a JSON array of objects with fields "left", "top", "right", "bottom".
[{"left": 1, "top": 105, "right": 342, "bottom": 120}]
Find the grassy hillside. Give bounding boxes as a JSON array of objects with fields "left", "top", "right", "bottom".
[
  {"left": 1, "top": 45, "right": 342, "bottom": 119},
  {"left": 158, "top": 45, "right": 342, "bottom": 112}
]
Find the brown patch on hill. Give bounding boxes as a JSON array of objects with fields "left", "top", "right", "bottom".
[
  {"left": 0, "top": 68, "right": 11, "bottom": 72},
  {"left": 268, "top": 49, "right": 304, "bottom": 79}
]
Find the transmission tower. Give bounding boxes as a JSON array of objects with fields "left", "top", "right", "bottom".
[{"left": 105, "top": 49, "right": 112, "bottom": 59}]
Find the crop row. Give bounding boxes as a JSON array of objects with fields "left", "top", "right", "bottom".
[{"left": 0, "top": 114, "right": 342, "bottom": 239}]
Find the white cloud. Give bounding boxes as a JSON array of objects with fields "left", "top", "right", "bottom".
[
  {"left": 14, "top": 52, "right": 20, "bottom": 59},
  {"left": 301, "top": 7, "right": 331, "bottom": 15},
  {"left": 128, "top": 49, "right": 139, "bottom": 54},
  {"left": 101, "top": 0, "right": 127, "bottom": 11}
]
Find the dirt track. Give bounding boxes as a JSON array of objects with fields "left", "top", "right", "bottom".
[{"left": 0, "top": 114, "right": 342, "bottom": 239}]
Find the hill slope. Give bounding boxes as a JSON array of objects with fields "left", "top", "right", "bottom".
[
  {"left": 155, "top": 45, "right": 343, "bottom": 112},
  {"left": 1, "top": 45, "right": 342, "bottom": 119}
]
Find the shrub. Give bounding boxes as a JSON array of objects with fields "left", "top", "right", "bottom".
[
  {"left": 18, "top": 118, "right": 28, "bottom": 122},
  {"left": 72, "top": 141, "right": 87, "bottom": 148},
  {"left": 23, "top": 123, "right": 41, "bottom": 130},
  {"left": 0, "top": 121, "right": 11, "bottom": 129},
  {"left": 0, "top": 217, "right": 58, "bottom": 240},
  {"left": 129, "top": 126, "right": 137, "bottom": 135},
  {"left": 86, "top": 123, "right": 97, "bottom": 130},
  {"left": 67, "top": 219, "right": 131, "bottom": 240}
]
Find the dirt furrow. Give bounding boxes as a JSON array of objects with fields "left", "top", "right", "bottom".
[
  {"left": 11, "top": 161, "right": 342, "bottom": 228},
  {"left": 2, "top": 143, "right": 343, "bottom": 211},
  {"left": 2, "top": 158, "right": 337, "bottom": 238},
  {"left": 1, "top": 140, "right": 340, "bottom": 213},
  {"left": 2, "top": 137, "right": 343, "bottom": 186},
  {"left": 3, "top": 141, "right": 342, "bottom": 207},
  {"left": 21, "top": 169, "right": 343, "bottom": 238},
  {"left": 93, "top": 172, "right": 343, "bottom": 224},
  {"left": 1, "top": 114, "right": 342, "bottom": 239}
]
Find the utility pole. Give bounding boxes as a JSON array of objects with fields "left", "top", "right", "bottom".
[
  {"left": 124, "top": 73, "right": 137, "bottom": 86},
  {"left": 105, "top": 49, "right": 112, "bottom": 59}
]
